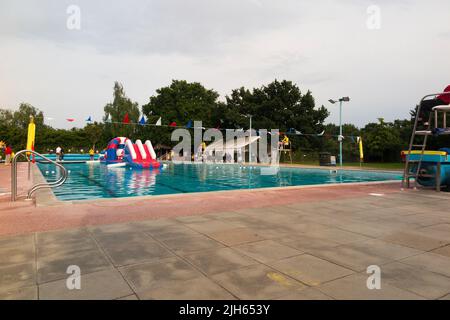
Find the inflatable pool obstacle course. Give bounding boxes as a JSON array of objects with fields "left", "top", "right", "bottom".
[{"left": 100, "top": 137, "right": 160, "bottom": 169}]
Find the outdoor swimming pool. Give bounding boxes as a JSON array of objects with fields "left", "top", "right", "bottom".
[{"left": 37, "top": 162, "right": 402, "bottom": 201}]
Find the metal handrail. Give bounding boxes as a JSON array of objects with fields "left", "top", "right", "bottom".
[{"left": 11, "top": 150, "right": 68, "bottom": 201}]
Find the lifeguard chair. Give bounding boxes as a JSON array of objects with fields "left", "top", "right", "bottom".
[
  {"left": 402, "top": 91, "right": 450, "bottom": 191},
  {"left": 278, "top": 135, "right": 293, "bottom": 164}
]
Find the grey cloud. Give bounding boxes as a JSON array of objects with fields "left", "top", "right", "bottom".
[{"left": 0, "top": 0, "right": 309, "bottom": 55}]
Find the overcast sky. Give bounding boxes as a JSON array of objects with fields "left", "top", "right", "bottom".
[{"left": 1, "top": 0, "right": 449, "bottom": 129}]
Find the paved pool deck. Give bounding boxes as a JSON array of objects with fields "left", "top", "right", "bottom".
[{"left": 1, "top": 163, "right": 450, "bottom": 300}]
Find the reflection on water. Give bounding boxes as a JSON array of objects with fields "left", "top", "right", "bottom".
[{"left": 37, "top": 162, "right": 402, "bottom": 201}]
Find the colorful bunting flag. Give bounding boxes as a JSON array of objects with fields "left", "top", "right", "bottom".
[
  {"left": 139, "top": 116, "right": 146, "bottom": 125},
  {"left": 186, "top": 120, "right": 193, "bottom": 128},
  {"left": 155, "top": 117, "right": 162, "bottom": 126},
  {"left": 122, "top": 113, "right": 130, "bottom": 124},
  {"left": 105, "top": 114, "right": 111, "bottom": 123},
  {"left": 169, "top": 122, "right": 177, "bottom": 127},
  {"left": 66, "top": 118, "right": 75, "bottom": 122},
  {"left": 86, "top": 116, "right": 92, "bottom": 122}
]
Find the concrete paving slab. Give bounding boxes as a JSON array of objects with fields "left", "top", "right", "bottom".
[
  {"left": 37, "top": 248, "right": 112, "bottom": 284},
  {"left": 333, "top": 220, "right": 401, "bottom": 238},
  {"left": 207, "top": 228, "right": 265, "bottom": 246},
  {"left": 212, "top": 264, "right": 306, "bottom": 300},
  {"left": 268, "top": 254, "right": 354, "bottom": 286},
  {"left": 117, "top": 294, "right": 139, "bottom": 300},
  {"left": 161, "top": 235, "right": 225, "bottom": 255},
  {"left": 275, "top": 287, "right": 334, "bottom": 300},
  {"left": 36, "top": 236, "right": 99, "bottom": 259},
  {"left": 183, "top": 247, "right": 257, "bottom": 275},
  {"left": 88, "top": 223, "right": 146, "bottom": 234},
  {"left": 302, "top": 226, "right": 371, "bottom": 245},
  {"left": 308, "top": 244, "right": 392, "bottom": 272},
  {"left": 416, "top": 224, "right": 450, "bottom": 242},
  {"left": 233, "top": 240, "right": 303, "bottom": 263},
  {"left": 37, "top": 228, "right": 91, "bottom": 246},
  {"left": 401, "top": 252, "right": 450, "bottom": 277},
  {"left": 0, "top": 245, "right": 35, "bottom": 268},
  {"left": 277, "top": 234, "right": 341, "bottom": 252},
  {"left": 0, "top": 234, "right": 34, "bottom": 249},
  {"left": 185, "top": 220, "right": 236, "bottom": 234},
  {"left": 39, "top": 269, "right": 133, "bottom": 300},
  {"left": 146, "top": 224, "right": 201, "bottom": 240},
  {"left": 0, "top": 262, "right": 36, "bottom": 291},
  {"left": 348, "top": 239, "right": 423, "bottom": 261},
  {"left": 381, "top": 262, "right": 450, "bottom": 299},
  {"left": 382, "top": 231, "right": 448, "bottom": 251},
  {"left": 101, "top": 239, "right": 173, "bottom": 267},
  {"left": 0, "top": 286, "right": 38, "bottom": 300},
  {"left": 246, "top": 226, "right": 293, "bottom": 240},
  {"left": 132, "top": 218, "right": 179, "bottom": 231},
  {"left": 120, "top": 257, "right": 203, "bottom": 291},
  {"left": 318, "top": 273, "right": 424, "bottom": 300},
  {"left": 175, "top": 215, "right": 212, "bottom": 224},
  {"left": 137, "top": 277, "right": 235, "bottom": 300},
  {"left": 431, "top": 245, "right": 450, "bottom": 258}
]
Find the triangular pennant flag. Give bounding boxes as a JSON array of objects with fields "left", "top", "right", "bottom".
[
  {"left": 86, "top": 116, "right": 92, "bottom": 122},
  {"left": 105, "top": 114, "right": 111, "bottom": 123},
  {"left": 66, "top": 118, "right": 75, "bottom": 122},
  {"left": 317, "top": 130, "right": 325, "bottom": 136},
  {"left": 169, "top": 122, "right": 177, "bottom": 127},
  {"left": 186, "top": 120, "right": 193, "bottom": 128},
  {"left": 139, "top": 115, "right": 146, "bottom": 125},
  {"left": 155, "top": 117, "right": 162, "bottom": 126},
  {"left": 122, "top": 113, "right": 130, "bottom": 124}
]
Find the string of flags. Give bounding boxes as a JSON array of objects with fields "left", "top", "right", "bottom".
[{"left": 49, "top": 113, "right": 362, "bottom": 140}]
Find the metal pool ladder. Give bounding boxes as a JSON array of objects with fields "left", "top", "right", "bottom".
[{"left": 11, "top": 150, "right": 68, "bottom": 201}]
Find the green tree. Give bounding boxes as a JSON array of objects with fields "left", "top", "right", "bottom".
[
  {"left": 142, "top": 80, "right": 220, "bottom": 146},
  {"left": 103, "top": 82, "right": 140, "bottom": 138},
  {"left": 84, "top": 122, "right": 105, "bottom": 149},
  {"left": 362, "top": 118, "right": 403, "bottom": 162},
  {"left": 220, "top": 80, "right": 329, "bottom": 152}
]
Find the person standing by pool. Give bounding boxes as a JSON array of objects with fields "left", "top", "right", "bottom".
[
  {"left": 4, "top": 145, "right": 12, "bottom": 165},
  {"left": 89, "top": 148, "right": 95, "bottom": 161},
  {"left": 56, "top": 146, "right": 62, "bottom": 160}
]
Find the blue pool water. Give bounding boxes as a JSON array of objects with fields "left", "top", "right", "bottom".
[{"left": 37, "top": 162, "right": 402, "bottom": 201}]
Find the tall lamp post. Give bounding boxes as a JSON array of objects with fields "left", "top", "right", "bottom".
[{"left": 328, "top": 97, "right": 350, "bottom": 168}]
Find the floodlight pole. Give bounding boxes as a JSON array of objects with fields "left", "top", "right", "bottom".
[
  {"left": 329, "top": 97, "right": 350, "bottom": 168},
  {"left": 339, "top": 100, "right": 343, "bottom": 168}
]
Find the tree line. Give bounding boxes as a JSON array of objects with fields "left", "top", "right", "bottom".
[{"left": 2, "top": 79, "right": 449, "bottom": 162}]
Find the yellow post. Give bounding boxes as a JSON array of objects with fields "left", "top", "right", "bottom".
[
  {"left": 26, "top": 116, "right": 36, "bottom": 156},
  {"left": 357, "top": 136, "right": 364, "bottom": 168}
]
